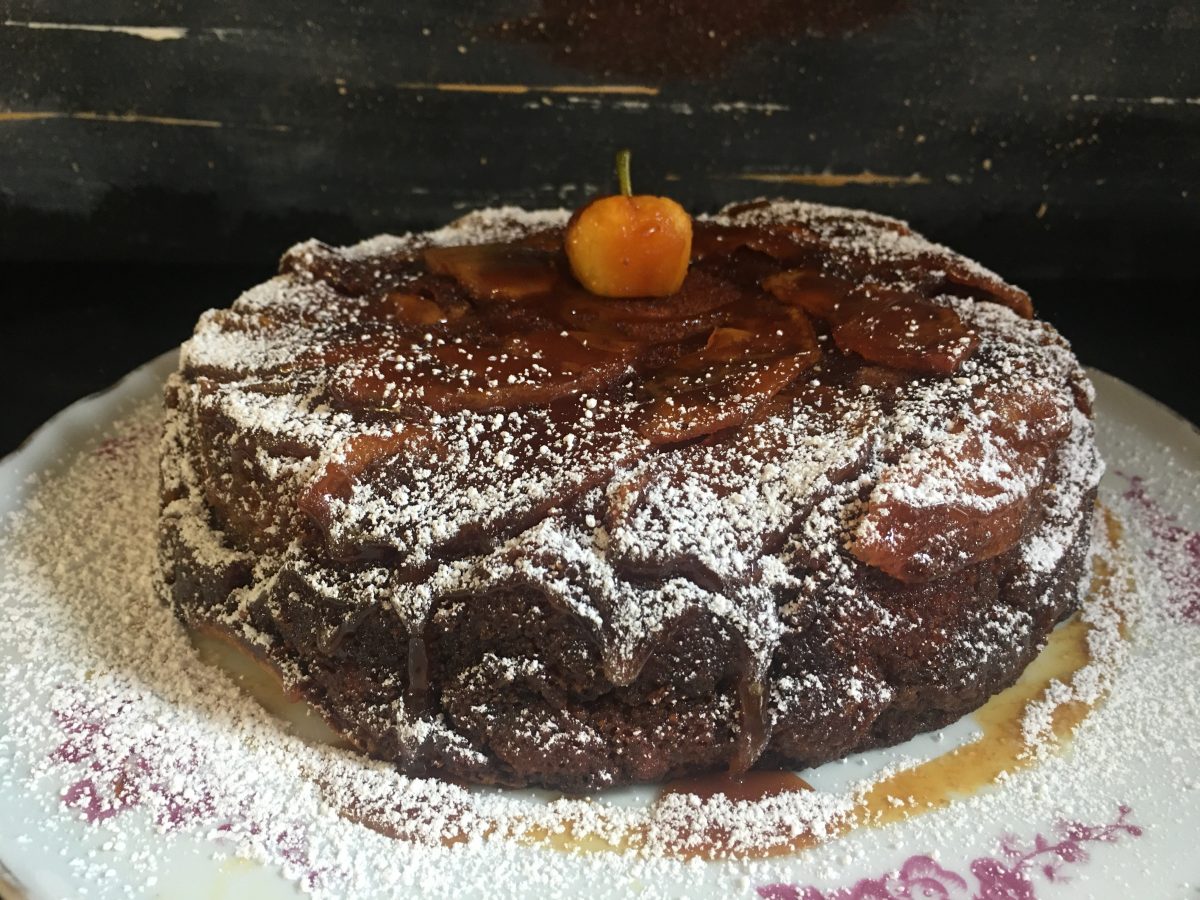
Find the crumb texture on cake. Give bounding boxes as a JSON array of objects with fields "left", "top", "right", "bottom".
[{"left": 158, "top": 199, "right": 1103, "bottom": 791}]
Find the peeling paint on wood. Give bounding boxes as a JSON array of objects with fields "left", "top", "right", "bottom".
[
  {"left": 394, "top": 82, "right": 660, "bottom": 96},
  {"left": 710, "top": 102, "right": 790, "bottom": 113},
  {"left": 0, "top": 111, "right": 60, "bottom": 123},
  {"left": 734, "top": 172, "right": 931, "bottom": 187},
  {"left": 3, "top": 19, "right": 188, "bottom": 41},
  {"left": 0, "top": 111, "right": 288, "bottom": 130},
  {"left": 1070, "top": 93, "right": 1200, "bottom": 107}
]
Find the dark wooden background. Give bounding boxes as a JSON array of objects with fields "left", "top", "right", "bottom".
[{"left": 1, "top": 0, "right": 1198, "bottom": 451}]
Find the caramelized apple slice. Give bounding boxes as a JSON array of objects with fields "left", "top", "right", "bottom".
[
  {"left": 578, "top": 269, "right": 744, "bottom": 322},
  {"left": 972, "top": 384, "right": 1072, "bottom": 449},
  {"left": 377, "top": 290, "right": 468, "bottom": 326},
  {"left": 673, "top": 304, "right": 819, "bottom": 370},
  {"left": 700, "top": 326, "right": 754, "bottom": 359},
  {"left": 761, "top": 269, "right": 858, "bottom": 321},
  {"left": 556, "top": 269, "right": 749, "bottom": 345},
  {"left": 328, "top": 330, "right": 635, "bottom": 414},
  {"left": 691, "top": 223, "right": 821, "bottom": 264},
  {"left": 513, "top": 227, "right": 567, "bottom": 253},
  {"left": 851, "top": 365, "right": 915, "bottom": 397},
  {"left": 565, "top": 330, "right": 644, "bottom": 357},
  {"left": 423, "top": 243, "right": 560, "bottom": 301},
  {"left": 849, "top": 429, "right": 1044, "bottom": 583},
  {"left": 883, "top": 255, "right": 1034, "bottom": 320},
  {"left": 939, "top": 261, "right": 1034, "bottom": 319},
  {"left": 639, "top": 353, "right": 817, "bottom": 444},
  {"left": 851, "top": 382, "right": 1069, "bottom": 582},
  {"left": 299, "top": 428, "right": 442, "bottom": 537},
  {"left": 833, "top": 297, "right": 979, "bottom": 374},
  {"left": 432, "top": 329, "right": 635, "bottom": 410},
  {"left": 637, "top": 301, "right": 820, "bottom": 443},
  {"left": 579, "top": 311, "right": 725, "bottom": 345}
]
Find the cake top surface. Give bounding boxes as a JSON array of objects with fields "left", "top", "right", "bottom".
[{"left": 170, "top": 199, "right": 1102, "bottom": 772}]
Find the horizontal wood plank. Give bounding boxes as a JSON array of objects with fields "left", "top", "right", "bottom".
[{"left": 1, "top": 0, "right": 1196, "bottom": 278}]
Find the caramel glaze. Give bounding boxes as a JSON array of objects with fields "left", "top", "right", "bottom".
[
  {"left": 662, "top": 770, "right": 814, "bottom": 803},
  {"left": 191, "top": 505, "right": 1130, "bottom": 860}
]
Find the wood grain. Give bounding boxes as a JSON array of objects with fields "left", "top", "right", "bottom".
[{"left": 0, "top": 0, "right": 1196, "bottom": 279}]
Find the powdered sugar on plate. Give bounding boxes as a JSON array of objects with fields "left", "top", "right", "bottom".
[{"left": 1, "top": 360, "right": 1198, "bottom": 899}]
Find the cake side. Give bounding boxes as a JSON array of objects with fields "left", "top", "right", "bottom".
[{"left": 158, "top": 200, "right": 1103, "bottom": 791}]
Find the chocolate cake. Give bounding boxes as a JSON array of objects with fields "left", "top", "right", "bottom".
[{"left": 157, "top": 199, "right": 1103, "bottom": 792}]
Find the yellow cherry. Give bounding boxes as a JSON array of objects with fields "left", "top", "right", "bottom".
[{"left": 565, "top": 150, "right": 693, "bottom": 298}]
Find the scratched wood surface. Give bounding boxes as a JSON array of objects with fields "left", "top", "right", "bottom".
[{"left": 1, "top": 0, "right": 1196, "bottom": 279}]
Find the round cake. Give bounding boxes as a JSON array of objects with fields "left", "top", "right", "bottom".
[{"left": 157, "top": 199, "right": 1103, "bottom": 792}]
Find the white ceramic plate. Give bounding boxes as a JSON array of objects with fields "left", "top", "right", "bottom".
[{"left": 1, "top": 353, "right": 1197, "bottom": 899}]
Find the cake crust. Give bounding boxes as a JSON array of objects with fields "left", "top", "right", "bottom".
[{"left": 158, "top": 200, "right": 1103, "bottom": 791}]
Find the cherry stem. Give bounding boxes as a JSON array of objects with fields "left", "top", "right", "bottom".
[{"left": 615, "top": 149, "right": 632, "bottom": 197}]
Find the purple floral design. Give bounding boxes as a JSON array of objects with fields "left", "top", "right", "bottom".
[
  {"left": 1121, "top": 474, "right": 1200, "bottom": 625},
  {"left": 52, "top": 700, "right": 215, "bottom": 828},
  {"left": 49, "top": 691, "right": 328, "bottom": 888},
  {"left": 758, "top": 806, "right": 1142, "bottom": 900}
]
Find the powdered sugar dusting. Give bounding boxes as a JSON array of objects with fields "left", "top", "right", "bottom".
[{"left": 2, "top": 360, "right": 1197, "bottom": 898}]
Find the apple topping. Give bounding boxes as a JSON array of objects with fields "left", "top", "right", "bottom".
[
  {"left": 299, "top": 428, "right": 442, "bottom": 534},
  {"left": 327, "top": 329, "right": 635, "bottom": 415},
  {"left": 638, "top": 307, "right": 820, "bottom": 444},
  {"left": 691, "top": 222, "right": 821, "bottom": 265},
  {"left": 558, "top": 268, "right": 749, "bottom": 345},
  {"left": 675, "top": 304, "right": 818, "bottom": 369},
  {"left": 565, "top": 150, "right": 693, "bottom": 298},
  {"left": 380, "top": 291, "right": 466, "bottom": 326},
  {"left": 849, "top": 372, "right": 1071, "bottom": 583},
  {"left": 939, "top": 262, "right": 1034, "bottom": 319},
  {"left": 832, "top": 293, "right": 979, "bottom": 374},
  {"left": 849, "top": 427, "right": 1045, "bottom": 583},
  {"left": 762, "top": 269, "right": 857, "bottom": 322},
  {"left": 638, "top": 353, "right": 817, "bottom": 445},
  {"left": 423, "top": 243, "right": 560, "bottom": 301},
  {"left": 971, "top": 384, "right": 1072, "bottom": 450}
]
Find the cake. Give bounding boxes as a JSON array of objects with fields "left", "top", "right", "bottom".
[{"left": 157, "top": 198, "right": 1103, "bottom": 792}]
